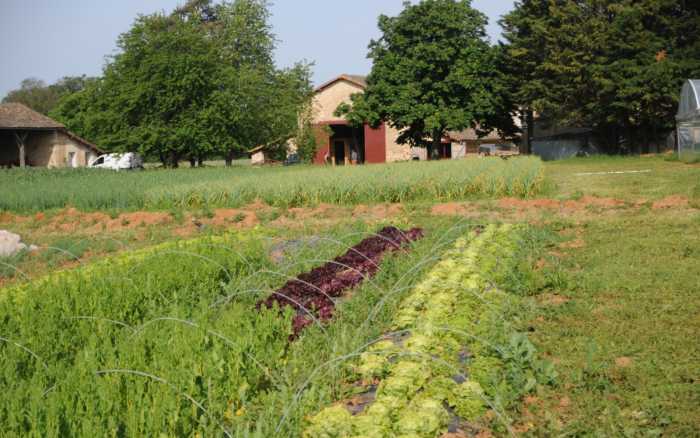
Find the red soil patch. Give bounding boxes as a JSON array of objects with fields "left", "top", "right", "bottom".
[
  {"left": 288, "top": 203, "right": 337, "bottom": 220},
  {"left": 207, "top": 209, "right": 258, "bottom": 228},
  {"left": 560, "top": 238, "right": 586, "bottom": 249},
  {"left": 615, "top": 357, "right": 633, "bottom": 368},
  {"left": 499, "top": 198, "right": 560, "bottom": 210},
  {"left": 352, "top": 203, "right": 404, "bottom": 219},
  {"left": 431, "top": 202, "right": 472, "bottom": 216},
  {"left": 118, "top": 212, "right": 172, "bottom": 227},
  {"left": 539, "top": 294, "right": 571, "bottom": 306},
  {"left": 652, "top": 195, "right": 689, "bottom": 210}
]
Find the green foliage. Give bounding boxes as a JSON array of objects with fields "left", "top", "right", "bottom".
[
  {"left": 305, "top": 225, "right": 555, "bottom": 437},
  {"left": 0, "top": 218, "right": 472, "bottom": 436},
  {"left": 0, "top": 157, "right": 545, "bottom": 212},
  {"left": 0, "top": 232, "right": 292, "bottom": 436},
  {"left": 338, "top": 0, "right": 517, "bottom": 150},
  {"left": 3, "top": 76, "right": 95, "bottom": 115},
  {"left": 51, "top": 0, "right": 312, "bottom": 167},
  {"left": 501, "top": 0, "right": 700, "bottom": 152},
  {"left": 295, "top": 105, "right": 321, "bottom": 163}
]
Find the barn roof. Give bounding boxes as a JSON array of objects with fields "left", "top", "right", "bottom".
[
  {"left": 0, "top": 103, "right": 103, "bottom": 153},
  {"left": 315, "top": 74, "right": 368, "bottom": 93},
  {"left": 0, "top": 103, "right": 65, "bottom": 130}
]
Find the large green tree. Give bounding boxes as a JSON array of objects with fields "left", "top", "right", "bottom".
[
  {"left": 338, "top": 0, "right": 516, "bottom": 152},
  {"left": 501, "top": 0, "right": 700, "bottom": 153},
  {"left": 52, "top": 0, "right": 312, "bottom": 167}
]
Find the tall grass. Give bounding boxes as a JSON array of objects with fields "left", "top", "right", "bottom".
[{"left": 0, "top": 157, "right": 544, "bottom": 212}]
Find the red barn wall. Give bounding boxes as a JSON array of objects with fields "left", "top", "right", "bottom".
[{"left": 364, "top": 123, "right": 387, "bottom": 163}]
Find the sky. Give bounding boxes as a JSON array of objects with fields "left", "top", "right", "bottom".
[{"left": 0, "top": 0, "right": 516, "bottom": 99}]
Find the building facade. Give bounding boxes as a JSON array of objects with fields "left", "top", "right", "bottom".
[
  {"left": 0, "top": 103, "right": 101, "bottom": 168},
  {"left": 310, "top": 75, "right": 517, "bottom": 165},
  {"left": 311, "top": 75, "right": 412, "bottom": 165}
]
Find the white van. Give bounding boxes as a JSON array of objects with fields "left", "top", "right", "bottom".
[{"left": 89, "top": 153, "right": 144, "bottom": 170}]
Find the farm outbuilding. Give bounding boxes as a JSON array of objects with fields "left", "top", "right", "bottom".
[
  {"left": 0, "top": 103, "right": 102, "bottom": 168},
  {"left": 309, "top": 74, "right": 518, "bottom": 165},
  {"left": 310, "top": 74, "right": 411, "bottom": 165},
  {"left": 677, "top": 79, "right": 700, "bottom": 161}
]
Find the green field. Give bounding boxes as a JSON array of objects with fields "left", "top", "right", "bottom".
[
  {"left": 0, "top": 155, "right": 698, "bottom": 436},
  {"left": 0, "top": 157, "right": 544, "bottom": 212}
]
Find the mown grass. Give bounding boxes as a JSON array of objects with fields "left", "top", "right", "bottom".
[
  {"left": 0, "top": 157, "right": 544, "bottom": 212},
  {"left": 524, "top": 213, "right": 700, "bottom": 435},
  {"left": 544, "top": 154, "right": 700, "bottom": 201}
]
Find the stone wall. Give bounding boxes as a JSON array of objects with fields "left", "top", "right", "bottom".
[
  {"left": 313, "top": 80, "right": 365, "bottom": 123},
  {"left": 25, "top": 130, "right": 98, "bottom": 168},
  {"left": 384, "top": 124, "right": 412, "bottom": 162}
]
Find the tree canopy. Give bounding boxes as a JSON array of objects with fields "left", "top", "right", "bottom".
[
  {"left": 338, "top": 0, "right": 517, "bottom": 151},
  {"left": 501, "top": 0, "right": 700, "bottom": 153},
  {"left": 52, "top": 0, "right": 313, "bottom": 167},
  {"left": 2, "top": 76, "right": 96, "bottom": 115}
]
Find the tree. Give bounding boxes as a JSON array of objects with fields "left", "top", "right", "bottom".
[
  {"left": 3, "top": 76, "right": 94, "bottom": 115},
  {"left": 338, "top": 0, "right": 516, "bottom": 152},
  {"left": 51, "top": 0, "right": 312, "bottom": 167},
  {"left": 501, "top": 0, "right": 700, "bottom": 153}
]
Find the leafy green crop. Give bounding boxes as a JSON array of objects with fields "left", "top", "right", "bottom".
[
  {"left": 305, "top": 225, "right": 555, "bottom": 437},
  {"left": 0, "top": 231, "right": 295, "bottom": 436}
]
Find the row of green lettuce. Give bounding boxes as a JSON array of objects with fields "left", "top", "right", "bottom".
[{"left": 305, "top": 224, "right": 557, "bottom": 437}]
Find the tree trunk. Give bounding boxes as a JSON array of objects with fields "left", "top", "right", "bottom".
[
  {"left": 169, "top": 151, "right": 179, "bottom": 168},
  {"left": 225, "top": 150, "right": 235, "bottom": 167},
  {"left": 189, "top": 157, "right": 196, "bottom": 168},
  {"left": 431, "top": 129, "right": 443, "bottom": 160},
  {"left": 197, "top": 156, "right": 204, "bottom": 167},
  {"left": 525, "top": 109, "right": 534, "bottom": 155},
  {"left": 14, "top": 131, "right": 28, "bottom": 168}
]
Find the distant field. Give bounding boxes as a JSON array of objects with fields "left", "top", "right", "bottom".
[{"left": 0, "top": 157, "right": 544, "bottom": 212}]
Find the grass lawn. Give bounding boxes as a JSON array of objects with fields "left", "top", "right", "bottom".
[
  {"left": 545, "top": 155, "right": 700, "bottom": 202},
  {"left": 514, "top": 155, "right": 700, "bottom": 435},
  {"left": 523, "top": 211, "right": 700, "bottom": 435},
  {"left": 0, "top": 154, "right": 698, "bottom": 435}
]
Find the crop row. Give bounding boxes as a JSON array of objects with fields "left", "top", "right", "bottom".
[
  {"left": 0, "top": 222, "right": 447, "bottom": 436},
  {"left": 0, "top": 157, "right": 545, "bottom": 212},
  {"left": 260, "top": 226, "right": 424, "bottom": 336},
  {"left": 0, "top": 230, "right": 290, "bottom": 436},
  {"left": 305, "top": 224, "right": 556, "bottom": 437}
]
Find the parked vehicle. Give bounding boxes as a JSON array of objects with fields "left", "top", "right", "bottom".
[
  {"left": 284, "top": 153, "right": 301, "bottom": 166},
  {"left": 478, "top": 143, "right": 519, "bottom": 157},
  {"left": 89, "top": 153, "right": 144, "bottom": 170}
]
